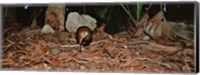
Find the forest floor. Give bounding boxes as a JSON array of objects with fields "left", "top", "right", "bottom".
[{"left": 1, "top": 26, "right": 195, "bottom": 73}]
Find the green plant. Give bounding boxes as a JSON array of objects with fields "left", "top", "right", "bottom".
[
  {"left": 120, "top": 3, "right": 143, "bottom": 26},
  {"left": 120, "top": 4, "right": 136, "bottom": 25},
  {"left": 135, "top": 3, "right": 143, "bottom": 21}
]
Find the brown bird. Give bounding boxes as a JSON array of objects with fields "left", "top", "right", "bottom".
[{"left": 76, "top": 26, "right": 93, "bottom": 51}]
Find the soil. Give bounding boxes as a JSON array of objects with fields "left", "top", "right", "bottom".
[{"left": 1, "top": 26, "right": 195, "bottom": 73}]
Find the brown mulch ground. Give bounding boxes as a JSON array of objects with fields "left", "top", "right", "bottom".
[{"left": 1, "top": 27, "right": 195, "bottom": 73}]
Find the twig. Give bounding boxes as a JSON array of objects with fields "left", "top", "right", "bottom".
[
  {"left": 127, "top": 41, "right": 150, "bottom": 45},
  {"left": 59, "top": 40, "right": 108, "bottom": 48},
  {"left": 90, "top": 39, "right": 108, "bottom": 45},
  {"left": 133, "top": 57, "right": 171, "bottom": 69},
  {"left": 76, "top": 56, "right": 106, "bottom": 64},
  {"left": 60, "top": 44, "right": 80, "bottom": 48},
  {"left": 146, "top": 3, "right": 152, "bottom": 13},
  {"left": 24, "top": 29, "right": 40, "bottom": 34},
  {"left": 3, "top": 39, "right": 15, "bottom": 53},
  {"left": 165, "top": 48, "right": 184, "bottom": 56},
  {"left": 6, "top": 39, "right": 15, "bottom": 44},
  {"left": 165, "top": 42, "right": 186, "bottom": 56},
  {"left": 115, "top": 52, "right": 122, "bottom": 59},
  {"left": 3, "top": 27, "right": 13, "bottom": 35},
  {"left": 103, "top": 48, "right": 115, "bottom": 59},
  {"left": 3, "top": 44, "right": 13, "bottom": 53},
  {"left": 46, "top": 42, "right": 79, "bottom": 48},
  {"left": 72, "top": 58, "right": 88, "bottom": 64}
]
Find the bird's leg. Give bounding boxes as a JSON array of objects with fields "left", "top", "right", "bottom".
[{"left": 79, "top": 45, "right": 84, "bottom": 52}]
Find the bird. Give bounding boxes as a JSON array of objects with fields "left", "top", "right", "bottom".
[{"left": 75, "top": 26, "right": 93, "bottom": 51}]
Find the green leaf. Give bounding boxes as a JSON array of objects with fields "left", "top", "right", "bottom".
[
  {"left": 120, "top": 4, "right": 136, "bottom": 24},
  {"left": 95, "top": 8, "right": 109, "bottom": 18}
]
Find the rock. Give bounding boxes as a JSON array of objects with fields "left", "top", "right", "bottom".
[
  {"left": 41, "top": 24, "right": 55, "bottom": 34},
  {"left": 50, "top": 47, "right": 61, "bottom": 55},
  {"left": 65, "top": 12, "right": 97, "bottom": 33}
]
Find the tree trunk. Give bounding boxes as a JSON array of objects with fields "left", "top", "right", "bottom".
[{"left": 45, "top": 4, "right": 66, "bottom": 31}]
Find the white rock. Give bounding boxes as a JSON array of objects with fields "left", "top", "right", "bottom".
[
  {"left": 143, "top": 35, "right": 150, "bottom": 40},
  {"left": 41, "top": 24, "right": 55, "bottom": 34},
  {"left": 65, "top": 12, "right": 97, "bottom": 32}
]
